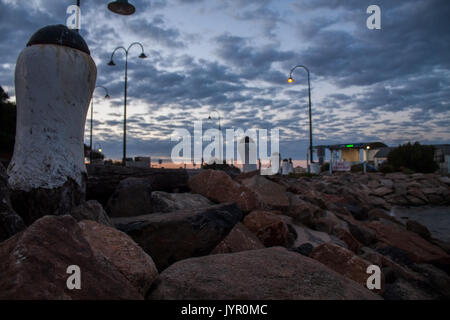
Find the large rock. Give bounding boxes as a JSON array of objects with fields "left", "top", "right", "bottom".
[
  {"left": 243, "top": 210, "right": 290, "bottom": 247},
  {"left": 86, "top": 165, "right": 189, "bottom": 205},
  {"left": 368, "top": 208, "right": 402, "bottom": 225},
  {"left": 336, "top": 213, "right": 376, "bottom": 246},
  {"left": 309, "top": 210, "right": 347, "bottom": 234},
  {"left": 380, "top": 179, "right": 394, "bottom": 188},
  {"left": 188, "top": 170, "right": 258, "bottom": 212},
  {"left": 240, "top": 175, "right": 289, "bottom": 211},
  {"left": 406, "top": 220, "right": 431, "bottom": 241},
  {"left": 310, "top": 243, "right": 382, "bottom": 292},
  {"left": 0, "top": 163, "right": 25, "bottom": 241},
  {"left": 409, "top": 263, "right": 450, "bottom": 299},
  {"left": 372, "top": 187, "right": 393, "bottom": 197},
  {"left": 407, "top": 188, "right": 428, "bottom": 203},
  {"left": 383, "top": 278, "right": 438, "bottom": 300},
  {"left": 438, "top": 176, "right": 450, "bottom": 185},
  {"left": 368, "top": 221, "right": 450, "bottom": 264},
  {"left": 279, "top": 215, "right": 347, "bottom": 249},
  {"left": 105, "top": 177, "right": 152, "bottom": 218},
  {"left": 211, "top": 222, "right": 264, "bottom": 254},
  {"left": 148, "top": 247, "right": 381, "bottom": 300},
  {"left": 359, "top": 246, "right": 420, "bottom": 282},
  {"left": 114, "top": 203, "right": 242, "bottom": 271},
  {"left": 286, "top": 193, "right": 323, "bottom": 224},
  {"left": 331, "top": 227, "right": 363, "bottom": 253},
  {"left": 150, "top": 191, "right": 213, "bottom": 213},
  {"left": 70, "top": 200, "right": 112, "bottom": 226},
  {"left": 0, "top": 215, "right": 142, "bottom": 299},
  {"left": 79, "top": 220, "right": 158, "bottom": 296},
  {"left": 404, "top": 196, "right": 426, "bottom": 206},
  {"left": 367, "top": 196, "right": 390, "bottom": 210}
]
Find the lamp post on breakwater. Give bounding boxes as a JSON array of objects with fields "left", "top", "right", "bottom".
[
  {"left": 108, "top": 42, "right": 147, "bottom": 165},
  {"left": 288, "top": 65, "right": 314, "bottom": 173}
]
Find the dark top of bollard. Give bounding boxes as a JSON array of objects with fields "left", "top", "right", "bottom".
[{"left": 26, "top": 25, "right": 90, "bottom": 55}]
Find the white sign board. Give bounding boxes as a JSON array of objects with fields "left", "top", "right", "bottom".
[{"left": 333, "top": 161, "right": 351, "bottom": 172}]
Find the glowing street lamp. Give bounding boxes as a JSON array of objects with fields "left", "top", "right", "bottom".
[
  {"left": 108, "top": 42, "right": 147, "bottom": 165},
  {"left": 96, "top": 143, "right": 103, "bottom": 154},
  {"left": 288, "top": 65, "right": 314, "bottom": 172}
]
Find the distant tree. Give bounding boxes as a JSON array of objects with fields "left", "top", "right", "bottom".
[
  {"left": 0, "top": 86, "right": 8, "bottom": 101},
  {"left": 0, "top": 86, "right": 16, "bottom": 158},
  {"left": 387, "top": 142, "right": 438, "bottom": 173}
]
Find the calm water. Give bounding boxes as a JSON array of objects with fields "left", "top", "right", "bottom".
[{"left": 391, "top": 206, "right": 450, "bottom": 243}]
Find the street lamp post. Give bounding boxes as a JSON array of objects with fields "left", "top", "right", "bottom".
[
  {"left": 208, "top": 110, "right": 222, "bottom": 163},
  {"left": 108, "top": 42, "right": 147, "bottom": 166},
  {"left": 89, "top": 86, "right": 110, "bottom": 163},
  {"left": 288, "top": 65, "right": 314, "bottom": 173}
]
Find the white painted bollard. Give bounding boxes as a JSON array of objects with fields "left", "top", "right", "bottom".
[{"left": 7, "top": 25, "right": 97, "bottom": 224}]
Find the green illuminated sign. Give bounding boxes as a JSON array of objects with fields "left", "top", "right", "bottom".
[{"left": 346, "top": 144, "right": 354, "bottom": 148}]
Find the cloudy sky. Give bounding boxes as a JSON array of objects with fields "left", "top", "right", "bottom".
[{"left": 0, "top": 0, "right": 449, "bottom": 163}]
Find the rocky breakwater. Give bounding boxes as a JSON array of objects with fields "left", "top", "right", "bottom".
[
  {"left": 2, "top": 163, "right": 450, "bottom": 300},
  {"left": 181, "top": 169, "right": 450, "bottom": 299}
]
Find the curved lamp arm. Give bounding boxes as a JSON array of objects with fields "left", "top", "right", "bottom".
[
  {"left": 289, "top": 65, "right": 310, "bottom": 81},
  {"left": 127, "top": 42, "right": 147, "bottom": 57},
  {"left": 208, "top": 110, "right": 222, "bottom": 128},
  {"left": 94, "top": 85, "right": 110, "bottom": 99},
  {"left": 108, "top": 46, "right": 127, "bottom": 65}
]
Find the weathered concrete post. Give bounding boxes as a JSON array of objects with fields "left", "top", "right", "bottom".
[{"left": 7, "top": 25, "right": 97, "bottom": 225}]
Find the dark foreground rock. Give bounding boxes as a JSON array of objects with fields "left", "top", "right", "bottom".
[
  {"left": 114, "top": 203, "right": 242, "bottom": 271},
  {"left": 0, "top": 163, "right": 25, "bottom": 241},
  {"left": 150, "top": 191, "right": 213, "bottom": 213},
  {"left": 240, "top": 175, "right": 289, "bottom": 211},
  {"left": 368, "top": 221, "right": 450, "bottom": 264},
  {"left": 0, "top": 215, "right": 142, "bottom": 299},
  {"left": 70, "top": 200, "right": 112, "bottom": 226},
  {"left": 406, "top": 220, "right": 432, "bottom": 241},
  {"left": 211, "top": 222, "right": 264, "bottom": 254},
  {"left": 188, "top": 170, "right": 258, "bottom": 212},
  {"left": 310, "top": 243, "right": 383, "bottom": 293},
  {"left": 86, "top": 165, "right": 189, "bottom": 205},
  {"left": 106, "top": 177, "right": 152, "bottom": 218},
  {"left": 79, "top": 220, "right": 158, "bottom": 296},
  {"left": 148, "top": 247, "right": 381, "bottom": 300},
  {"left": 243, "top": 210, "right": 290, "bottom": 247}
]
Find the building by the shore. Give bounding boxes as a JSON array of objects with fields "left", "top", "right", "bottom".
[
  {"left": 373, "top": 147, "right": 395, "bottom": 169},
  {"left": 315, "top": 142, "right": 387, "bottom": 171},
  {"left": 433, "top": 144, "right": 450, "bottom": 174}
]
